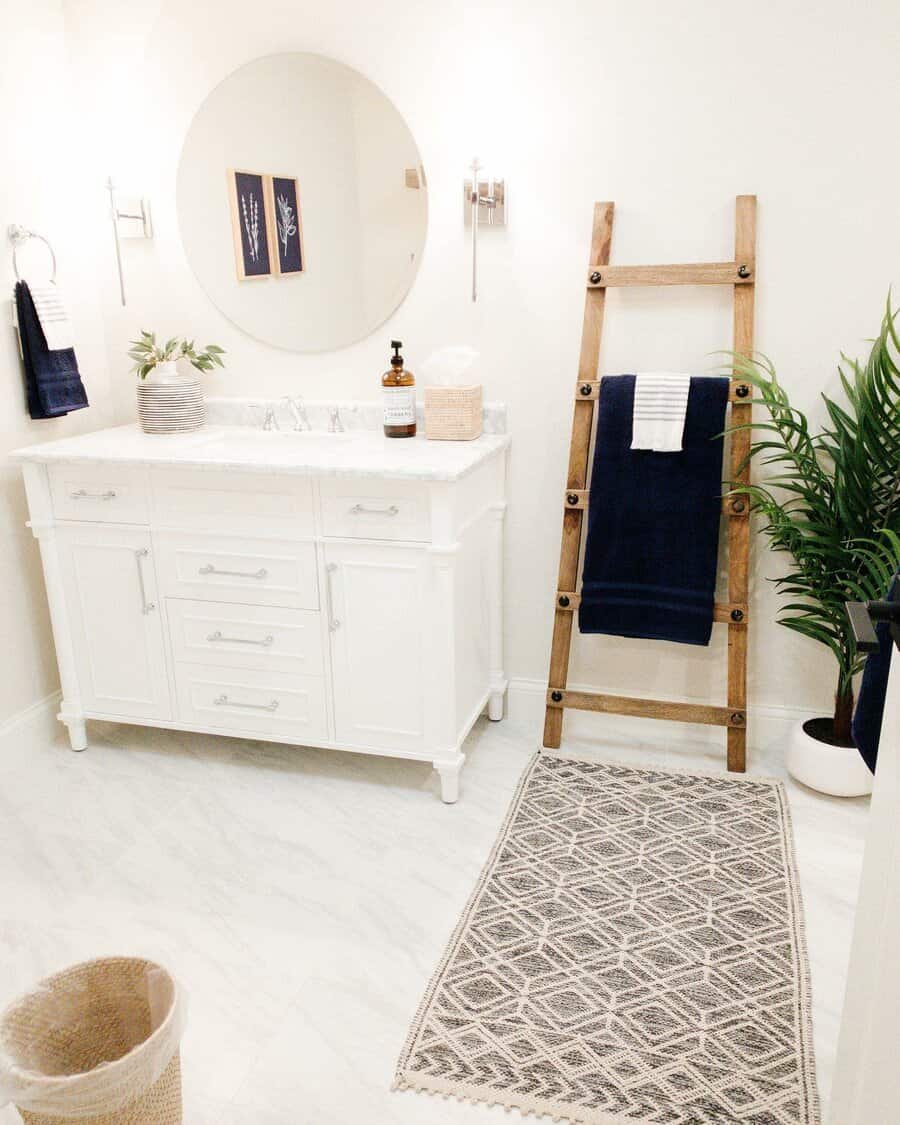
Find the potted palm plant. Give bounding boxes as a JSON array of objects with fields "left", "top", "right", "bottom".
[
  {"left": 128, "top": 331, "right": 225, "bottom": 434},
  {"left": 731, "top": 302, "right": 899, "bottom": 796}
]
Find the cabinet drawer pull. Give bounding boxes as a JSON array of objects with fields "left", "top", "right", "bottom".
[
  {"left": 325, "top": 562, "right": 340, "bottom": 631},
  {"left": 207, "top": 630, "right": 274, "bottom": 648},
  {"left": 349, "top": 503, "right": 399, "bottom": 517},
  {"left": 213, "top": 694, "right": 279, "bottom": 712},
  {"left": 198, "top": 564, "right": 268, "bottom": 580},
  {"left": 71, "top": 488, "right": 117, "bottom": 501},
  {"left": 134, "top": 548, "right": 156, "bottom": 614}
]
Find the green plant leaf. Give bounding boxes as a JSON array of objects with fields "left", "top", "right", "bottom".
[{"left": 724, "top": 301, "right": 900, "bottom": 715}]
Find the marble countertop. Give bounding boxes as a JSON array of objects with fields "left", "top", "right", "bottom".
[{"left": 12, "top": 423, "right": 510, "bottom": 482}]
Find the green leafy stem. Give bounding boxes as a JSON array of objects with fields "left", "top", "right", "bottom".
[{"left": 128, "top": 330, "right": 226, "bottom": 379}]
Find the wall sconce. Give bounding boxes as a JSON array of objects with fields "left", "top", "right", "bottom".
[
  {"left": 464, "top": 158, "right": 506, "bottom": 302},
  {"left": 106, "top": 176, "right": 153, "bottom": 307}
]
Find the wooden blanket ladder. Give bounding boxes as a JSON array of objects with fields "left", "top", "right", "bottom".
[{"left": 544, "top": 195, "right": 757, "bottom": 772}]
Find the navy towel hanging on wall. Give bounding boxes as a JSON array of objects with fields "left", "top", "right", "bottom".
[
  {"left": 579, "top": 374, "right": 731, "bottom": 646},
  {"left": 15, "top": 281, "right": 88, "bottom": 419}
]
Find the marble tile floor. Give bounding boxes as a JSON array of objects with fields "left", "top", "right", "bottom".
[{"left": 0, "top": 714, "right": 868, "bottom": 1124}]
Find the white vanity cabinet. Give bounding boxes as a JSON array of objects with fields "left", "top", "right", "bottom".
[
  {"left": 325, "top": 540, "right": 429, "bottom": 754},
  {"left": 55, "top": 524, "right": 172, "bottom": 721},
  {"left": 16, "top": 426, "right": 508, "bottom": 802}
]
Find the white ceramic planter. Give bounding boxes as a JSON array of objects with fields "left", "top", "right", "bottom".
[
  {"left": 786, "top": 718, "right": 874, "bottom": 797},
  {"left": 137, "top": 361, "right": 205, "bottom": 434}
]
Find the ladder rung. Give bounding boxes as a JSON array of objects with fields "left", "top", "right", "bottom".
[
  {"left": 588, "top": 262, "right": 753, "bottom": 288},
  {"left": 554, "top": 595, "right": 747, "bottom": 624},
  {"left": 545, "top": 688, "right": 745, "bottom": 728},
  {"left": 566, "top": 491, "right": 751, "bottom": 520},
  {"left": 573, "top": 378, "right": 753, "bottom": 402}
]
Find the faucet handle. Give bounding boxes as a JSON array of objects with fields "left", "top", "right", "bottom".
[{"left": 284, "top": 395, "right": 311, "bottom": 431}]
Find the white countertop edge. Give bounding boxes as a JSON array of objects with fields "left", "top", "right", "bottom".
[{"left": 11, "top": 425, "right": 511, "bottom": 483}]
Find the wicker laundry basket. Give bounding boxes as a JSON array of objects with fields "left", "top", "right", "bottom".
[{"left": 0, "top": 957, "right": 185, "bottom": 1124}]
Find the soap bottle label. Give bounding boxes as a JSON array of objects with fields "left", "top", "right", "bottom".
[{"left": 383, "top": 386, "right": 416, "bottom": 426}]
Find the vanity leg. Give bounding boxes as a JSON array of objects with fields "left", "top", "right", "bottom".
[
  {"left": 64, "top": 715, "right": 88, "bottom": 753},
  {"left": 22, "top": 469, "right": 88, "bottom": 756},
  {"left": 487, "top": 500, "right": 507, "bottom": 724},
  {"left": 434, "top": 754, "right": 464, "bottom": 804}
]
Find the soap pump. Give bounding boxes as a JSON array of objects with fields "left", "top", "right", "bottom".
[{"left": 382, "top": 340, "right": 416, "bottom": 438}]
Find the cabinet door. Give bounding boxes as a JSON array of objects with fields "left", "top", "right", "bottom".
[
  {"left": 325, "top": 543, "right": 426, "bottom": 752},
  {"left": 57, "top": 525, "right": 172, "bottom": 719}
]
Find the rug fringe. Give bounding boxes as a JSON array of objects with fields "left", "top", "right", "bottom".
[
  {"left": 772, "top": 780, "right": 823, "bottom": 1123},
  {"left": 394, "top": 1070, "right": 642, "bottom": 1125}
]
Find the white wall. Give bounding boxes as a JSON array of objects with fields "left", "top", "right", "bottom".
[
  {"left": 46, "top": 0, "right": 900, "bottom": 727},
  {"left": 0, "top": 0, "right": 115, "bottom": 729}
]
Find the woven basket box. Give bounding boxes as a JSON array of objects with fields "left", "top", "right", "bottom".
[{"left": 424, "top": 384, "right": 483, "bottom": 441}]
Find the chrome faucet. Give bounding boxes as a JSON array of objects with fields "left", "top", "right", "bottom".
[
  {"left": 262, "top": 404, "right": 280, "bottom": 431},
  {"left": 283, "top": 395, "right": 312, "bottom": 431},
  {"left": 328, "top": 405, "right": 344, "bottom": 433}
]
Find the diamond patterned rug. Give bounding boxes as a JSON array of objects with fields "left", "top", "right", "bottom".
[{"left": 395, "top": 752, "right": 819, "bottom": 1124}]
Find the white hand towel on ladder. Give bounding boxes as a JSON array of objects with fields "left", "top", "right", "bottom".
[
  {"left": 28, "top": 283, "right": 74, "bottom": 351},
  {"left": 630, "top": 372, "right": 691, "bottom": 452}
]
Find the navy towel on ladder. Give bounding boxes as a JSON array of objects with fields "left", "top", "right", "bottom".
[
  {"left": 14, "top": 281, "right": 88, "bottom": 420},
  {"left": 579, "top": 374, "right": 731, "bottom": 646}
]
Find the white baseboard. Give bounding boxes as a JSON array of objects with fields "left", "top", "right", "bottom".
[
  {"left": 0, "top": 681, "right": 816, "bottom": 764},
  {"left": 506, "top": 677, "right": 812, "bottom": 757},
  {"left": 0, "top": 690, "right": 62, "bottom": 754}
]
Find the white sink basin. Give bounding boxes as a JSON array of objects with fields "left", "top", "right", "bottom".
[{"left": 194, "top": 427, "right": 354, "bottom": 455}]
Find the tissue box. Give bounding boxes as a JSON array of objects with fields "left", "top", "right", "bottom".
[{"left": 424, "top": 384, "right": 483, "bottom": 441}]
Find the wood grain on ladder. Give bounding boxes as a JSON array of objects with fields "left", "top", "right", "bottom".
[{"left": 543, "top": 196, "right": 756, "bottom": 772}]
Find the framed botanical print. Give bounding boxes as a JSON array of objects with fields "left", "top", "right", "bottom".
[
  {"left": 227, "top": 169, "right": 272, "bottom": 280},
  {"left": 267, "top": 175, "right": 304, "bottom": 276}
]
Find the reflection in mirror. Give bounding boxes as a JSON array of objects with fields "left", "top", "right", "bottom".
[{"left": 177, "top": 53, "right": 427, "bottom": 352}]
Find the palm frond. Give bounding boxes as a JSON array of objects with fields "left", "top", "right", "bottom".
[{"left": 724, "top": 300, "right": 900, "bottom": 709}]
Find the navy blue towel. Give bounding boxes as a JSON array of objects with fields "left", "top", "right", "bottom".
[
  {"left": 579, "top": 374, "right": 731, "bottom": 646},
  {"left": 852, "top": 574, "right": 898, "bottom": 774},
  {"left": 15, "top": 281, "right": 88, "bottom": 419}
]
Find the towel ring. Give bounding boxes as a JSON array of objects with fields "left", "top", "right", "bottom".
[{"left": 8, "top": 224, "right": 57, "bottom": 283}]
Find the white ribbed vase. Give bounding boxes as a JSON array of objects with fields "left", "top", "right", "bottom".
[{"left": 137, "top": 361, "right": 205, "bottom": 434}]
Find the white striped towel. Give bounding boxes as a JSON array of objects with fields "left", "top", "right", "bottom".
[
  {"left": 28, "top": 282, "right": 74, "bottom": 351},
  {"left": 630, "top": 372, "right": 692, "bottom": 452}
]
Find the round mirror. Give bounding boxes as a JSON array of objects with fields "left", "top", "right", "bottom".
[{"left": 177, "top": 53, "right": 427, "bottom": 352}]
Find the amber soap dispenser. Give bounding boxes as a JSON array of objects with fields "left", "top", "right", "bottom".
[{"left": 382, "top": 340, "right": 416, "bottom": 438}]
